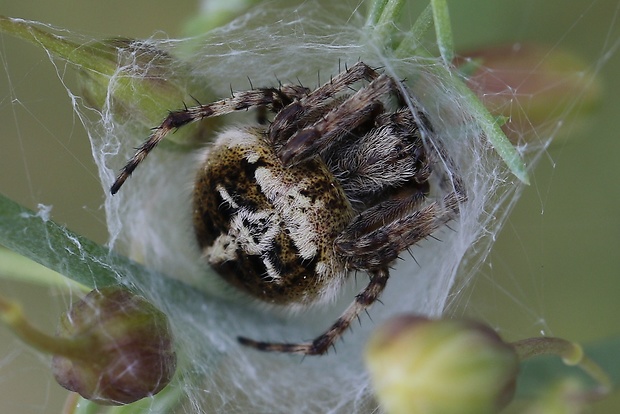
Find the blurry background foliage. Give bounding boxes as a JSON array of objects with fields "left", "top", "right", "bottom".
[{"left": 0, "top": 0, "right": 618, "bottom": 413}]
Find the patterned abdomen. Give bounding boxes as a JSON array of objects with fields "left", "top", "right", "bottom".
[{"left": 192, "top": 127, "right": 353, "bottom": 305}]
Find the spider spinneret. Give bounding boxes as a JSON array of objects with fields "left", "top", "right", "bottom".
[{"left": 111, "top": 62, "right": 466, "bottom": 355}]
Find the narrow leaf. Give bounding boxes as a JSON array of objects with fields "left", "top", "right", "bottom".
[{"left": 431, "top": 0, "right": 454, "bottom": 64}]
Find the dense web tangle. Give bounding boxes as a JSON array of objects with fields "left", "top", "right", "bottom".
[{"left": 88, "top": 6, "right": 536, "bottom": 411}]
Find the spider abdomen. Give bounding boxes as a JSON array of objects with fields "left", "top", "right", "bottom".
[{"left": 192, "top": 127, "right": 354, "bottom": 305}]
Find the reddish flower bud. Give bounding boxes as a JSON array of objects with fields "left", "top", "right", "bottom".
[
  {"left": 51, "top": 287, "right": 176, "bottom": 405},
  {"left": 457, "top": 43, "right": 602, "bottom": 142}
]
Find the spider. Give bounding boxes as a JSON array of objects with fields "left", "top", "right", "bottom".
[{"left": 111, "top": 62, "right": 466, "bottom": 355}]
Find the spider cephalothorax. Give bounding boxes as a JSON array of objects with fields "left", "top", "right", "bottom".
[{"left": 111, "top": 62, "right": 466, "bottom": 355}]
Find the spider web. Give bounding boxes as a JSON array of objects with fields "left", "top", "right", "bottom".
[{"left": 1, "top": 0, "right": 618, "bottom": 413}]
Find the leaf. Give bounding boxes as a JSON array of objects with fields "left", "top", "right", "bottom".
[{"left": 0, "top": 193, "right": 205, "bottom": 305}]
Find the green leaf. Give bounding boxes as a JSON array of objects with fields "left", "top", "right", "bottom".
[
  {"left": 0, "top": 193, "right": 208, "bottom": 305},
  {"left": 458, "top": 79, "right": 530, "bottom": 184},
  {"left": 0, "top": 193, "right": 117, "bottom": 288},
  {"left": 366, "top": 0, "right": 390, "bottom": 27},
  {"left": 0, "top": 247, "right": 87, "bottom": 291},
  {"left": 182, "top": 0, "right": 264, "bottom": 38},
  {"left": 395, "top": 4, "right": 433, "bottom": 57},
  {"left": 392, "top": 4, "right": 530, "bottom": 184}
]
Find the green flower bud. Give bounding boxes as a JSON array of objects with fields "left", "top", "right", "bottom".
[
  {"left": 51, "top": 287, "right": 176, "bottom": 405},
  {"left": 0, "top": 16, "right": 215, "bottom": 147},
  {"left": 365, "top": 315, "right": 519, "bottom": 414},
  {"left": 77, "top": 37, "right": 190, "bottom": 128}
]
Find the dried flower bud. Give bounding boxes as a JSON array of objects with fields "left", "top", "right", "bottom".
[
  {"left": 365, "top": 315, "right": 519, "bottom": 414},
  {"left": 52, "top": 286, "right": 176, "bottom": 405}
]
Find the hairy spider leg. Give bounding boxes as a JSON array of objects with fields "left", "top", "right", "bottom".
[
  {"left": 338, "top": 114, "right": 468, "bottom": 264},
  {"left": 298, "top": 61, "right": 381, "bottom": 107},
  {"left": 238, "top": 136, "right": 467, "bottom": 355},
  {"left": 237, "top": 187, "right": 464, "bottom": 355},
  {"left": 237, "top": 189, "right": 464, "bottom": 355},
  {"left": 336, "top": 189, "right": 466, "bottom": 270},
  {"left": 268, "top": 61, "right": 382, "bottom": 150},
  {"left": 238, "top": 268, "right": 390, "bottom": 355},
  {"left": 278, "top": 75, "right": 400, "bottom": 165},
  {"left": 110, "top": 85, "right": 310, "bottom": 194}
]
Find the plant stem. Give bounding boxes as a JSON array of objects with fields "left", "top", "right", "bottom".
[
  {"left": 430, "top": 0, "right": 454, "bottom": 64},
  {"left": 0, "top": 294, "right": 97, "bottom": 360},
  {"left": 395, "top": 4, "right": 433, "bottom": 57},
  {"left": 366, "top": 0, "right": 390, "bottom": 27},
  {"left": 512, "top": 337, "right": 612, "bottom": 397},
  {"left": 366, "top": 0, "right": 406, "bottom": 47}
]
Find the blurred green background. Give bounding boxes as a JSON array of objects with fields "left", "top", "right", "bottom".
[{"left": 0, "top": 0, "right": 618, "bottom": 412}]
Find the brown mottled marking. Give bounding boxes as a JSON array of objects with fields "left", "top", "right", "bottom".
[{"left": 193, "top": 128, "right": 353, "bottom": 305}]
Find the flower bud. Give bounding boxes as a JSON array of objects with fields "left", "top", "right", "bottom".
[
  {"left": 365, "top": 315, "right": 519, "bottom": 414},
  {"left": 77, "top": 38, "right": 190, "bottom": 129},
  {"left": 457, "top": 43, "right": 602, "bottom": 142},
  {"left": 0, "top": 16, "right": 213, "bottom": 145},
  {"left": 52, "top": 286, "right": 176, "bottom": 405}
]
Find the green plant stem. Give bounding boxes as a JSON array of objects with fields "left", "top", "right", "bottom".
[
  {"left": 374, "top": 0, "right": 407, "bottom": 28},
  {"left": 395, "top": 4, "right": 433, "bottom": 57},
  {"left": 366, "top": 0, "right": 406, "bottom": 46},
  {"left": 430, "top": 0, "right": 454, "bottom": 64},
  {"left": 0, "top": 294, "right": 97, "bottom": 360},
  {"left": 0, "top": 247, "right": 88, "bottom": 290},
  {"left": 512, "top": 337, "right": 612, "bottom": 397}
]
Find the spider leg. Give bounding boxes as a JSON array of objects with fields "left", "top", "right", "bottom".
[
  {"left": 343, "top": 188, "right": 430, "bottom": 236},
  {"left": 110, "top": 86, "right": 310, "bottom": 194},
  {"left": 278, "top": 74, "right": 398, "bottom": 165},
  {"left": 238, "top": 268, "right": 389, "bottom": 355},
  {"left": 336, "top": 188, "right": 466, "bottom": 271},
  {"left": 269, "top": 61, "right": 381, "bottom": 147},
  {"left": 299, "top": 61, "right": 381, "bottom": 107}
]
